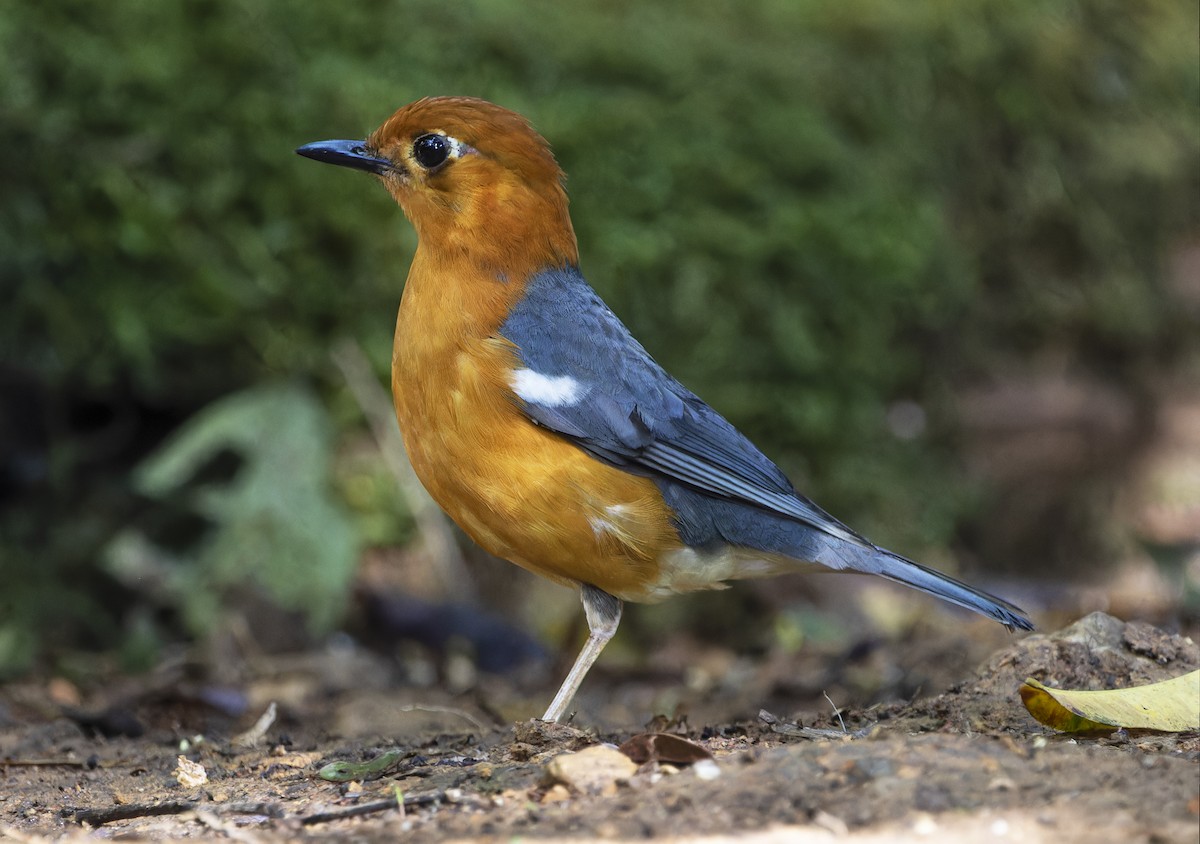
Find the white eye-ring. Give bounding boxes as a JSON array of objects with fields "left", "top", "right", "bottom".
[{"left": 411, "top": 133, "right": 470, "bottom": 170}]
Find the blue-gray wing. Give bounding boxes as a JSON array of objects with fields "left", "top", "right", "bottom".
[
  {"left": 498, "top": 266, "right": 865, "bottom": 547},
  {"left": 497, "top": 266, "right": 1033, "bottom": 632}
]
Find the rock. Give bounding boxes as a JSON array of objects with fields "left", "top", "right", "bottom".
[{"left": 544, "top": 745, "right": 638, "bottom": 796}]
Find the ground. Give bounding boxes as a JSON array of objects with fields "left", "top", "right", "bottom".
[{"left": 1, "top": 612, "right": 1197, "bottom": 843}]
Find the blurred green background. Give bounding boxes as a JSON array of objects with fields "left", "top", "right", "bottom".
[{"left": 1, "top": 0, "right": 1197, "bottom": 677}]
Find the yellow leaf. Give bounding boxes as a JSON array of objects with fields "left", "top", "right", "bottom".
[{"left": 1020, "top": 670, "right": 1200, "bottom": 733}]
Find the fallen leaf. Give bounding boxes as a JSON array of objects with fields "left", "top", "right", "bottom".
[
  {"left": 1020, "top": 670, "right": 1200, "bottom": 732},
  {"left": 618, "top": 733, "right": 713, "bottom": 765},
  {"left": 318, "top": 749, "right": 406, "bottom": 782}
]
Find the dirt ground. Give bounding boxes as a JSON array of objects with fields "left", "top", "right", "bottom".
[{"left": 1, "top": 611, "right": 1197, "bottom": 843}]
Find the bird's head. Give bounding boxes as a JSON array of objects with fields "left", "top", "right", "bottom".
[{"left": 298, "top": 97, "right": 578, "bottom": 275}]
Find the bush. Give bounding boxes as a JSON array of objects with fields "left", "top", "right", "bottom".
[{"left": 1, "top": 0, "right": 1195, "bottom": 672}]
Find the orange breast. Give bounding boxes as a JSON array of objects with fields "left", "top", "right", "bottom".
[{"left": 391, "top": 264, "right": 681, "bottom": 601}]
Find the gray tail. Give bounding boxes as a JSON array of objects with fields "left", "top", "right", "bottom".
[{"left": 820, "top": 542, "right": 1034, "bottom": 632}]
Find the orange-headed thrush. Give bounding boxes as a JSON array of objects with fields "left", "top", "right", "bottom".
[{"left": 297, "top": 97, "right": 1033, "bottom": 722}]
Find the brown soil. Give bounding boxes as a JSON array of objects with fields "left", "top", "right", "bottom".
[{"left": 2, "top": 612, "right": 1197, "bottom": 842}]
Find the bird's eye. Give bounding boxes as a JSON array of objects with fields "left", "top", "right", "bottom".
[{"left": 412, "top": 134, "right": 451, "bottom": 169}]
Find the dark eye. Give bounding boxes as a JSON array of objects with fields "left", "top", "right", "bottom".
[{"left": 412, "top": 134, "right": 450, "bottom": 169}]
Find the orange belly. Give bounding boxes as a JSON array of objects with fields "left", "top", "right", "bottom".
[{"left": 392, "top": 318, "right": 680, "bottom": 601}]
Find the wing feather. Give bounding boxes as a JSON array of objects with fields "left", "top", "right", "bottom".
[{"left": 500, "top": 266, "right": 867, "bottom": 547}]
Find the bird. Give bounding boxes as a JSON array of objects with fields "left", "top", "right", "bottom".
[{"left": 297, "top": 96, "right": 1033, "bottom": 723}]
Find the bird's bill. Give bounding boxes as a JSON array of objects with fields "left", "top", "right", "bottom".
[{"left": 295, "top": 139, "right": 391, "bottom": 175}]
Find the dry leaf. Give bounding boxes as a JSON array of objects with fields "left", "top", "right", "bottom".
[
  {"left": 1020, "top": 670, "right": 1200, "bottom": 732},
  {"left": 618, "top": 733, "right": 713, "bottom": 765}
]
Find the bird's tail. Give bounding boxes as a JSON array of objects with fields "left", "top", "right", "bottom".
[{"left": 817, "top": 541, "right": 1034, "bottom": 632}]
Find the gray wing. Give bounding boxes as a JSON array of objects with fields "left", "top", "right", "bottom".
[
  {"left": 498, "top": 266, "right": 866, "bottom": 548},
  {"left": 497, "top": 266, "right": 1033, "bottom": 632}
]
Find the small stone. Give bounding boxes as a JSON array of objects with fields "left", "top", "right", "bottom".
[
  {"left": 174, "top": 756, "right": 208, "bottom": 789},
  {"left": 540, "top": 784, "right": 571, "bottom": 804},
  {"left": 544, "top": 745, "right": 638, "bottom": 795}
]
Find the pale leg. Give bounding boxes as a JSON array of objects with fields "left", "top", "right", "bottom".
[{"left": 541, "top": 584, "right": 622, "bottom": 723}]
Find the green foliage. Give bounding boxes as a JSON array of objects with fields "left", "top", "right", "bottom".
[
  {"left": 107, "top": 383, "right": 358, "bottom": 635},
  {"left": 1, "top": 0, "right": 1194, "bottom": 669}
]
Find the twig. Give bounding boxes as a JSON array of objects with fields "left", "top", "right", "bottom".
[
  {"left": 74, "top": 791, "right": 443, "bottom": 829},
  {"left": 74, "top": 800, "right": 284, "bottom": 827},
  {"left": 299, "top": 791, "right": 441, "bottom": 825},
  {"left": 75, "top": 800, "right": 201, "bottom": 826},
  {"left": 823, "top": 690, "right": 848, "bottom": 733},
  {"left": 232, "top": 701, "right": 277, "bottom": 748},
  {"left": 331, "top": 338, "right": 476, "bottom": 604},
  {"left": 759, "top": 708, "right": 869, "bottom": 741}
]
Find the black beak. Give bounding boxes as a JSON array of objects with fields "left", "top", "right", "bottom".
[{"left": 296, "top": 139, "right": 391, "bottom": 175}]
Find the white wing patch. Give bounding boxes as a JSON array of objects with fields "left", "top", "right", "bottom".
[
  {"left": 509, "top": 369, "right": 582, "bottom": 407},
  {"left": 587, "top": 504, "right": 631, "bottom": 539}
]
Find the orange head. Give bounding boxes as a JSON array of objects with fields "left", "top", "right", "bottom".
[{"left": 298, "top": 97, "right": 579, "bottom": 279}]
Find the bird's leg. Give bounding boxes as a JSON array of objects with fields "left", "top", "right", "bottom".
[{"left": 541, "top": 584, "right": 622, "bottom": 723}]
